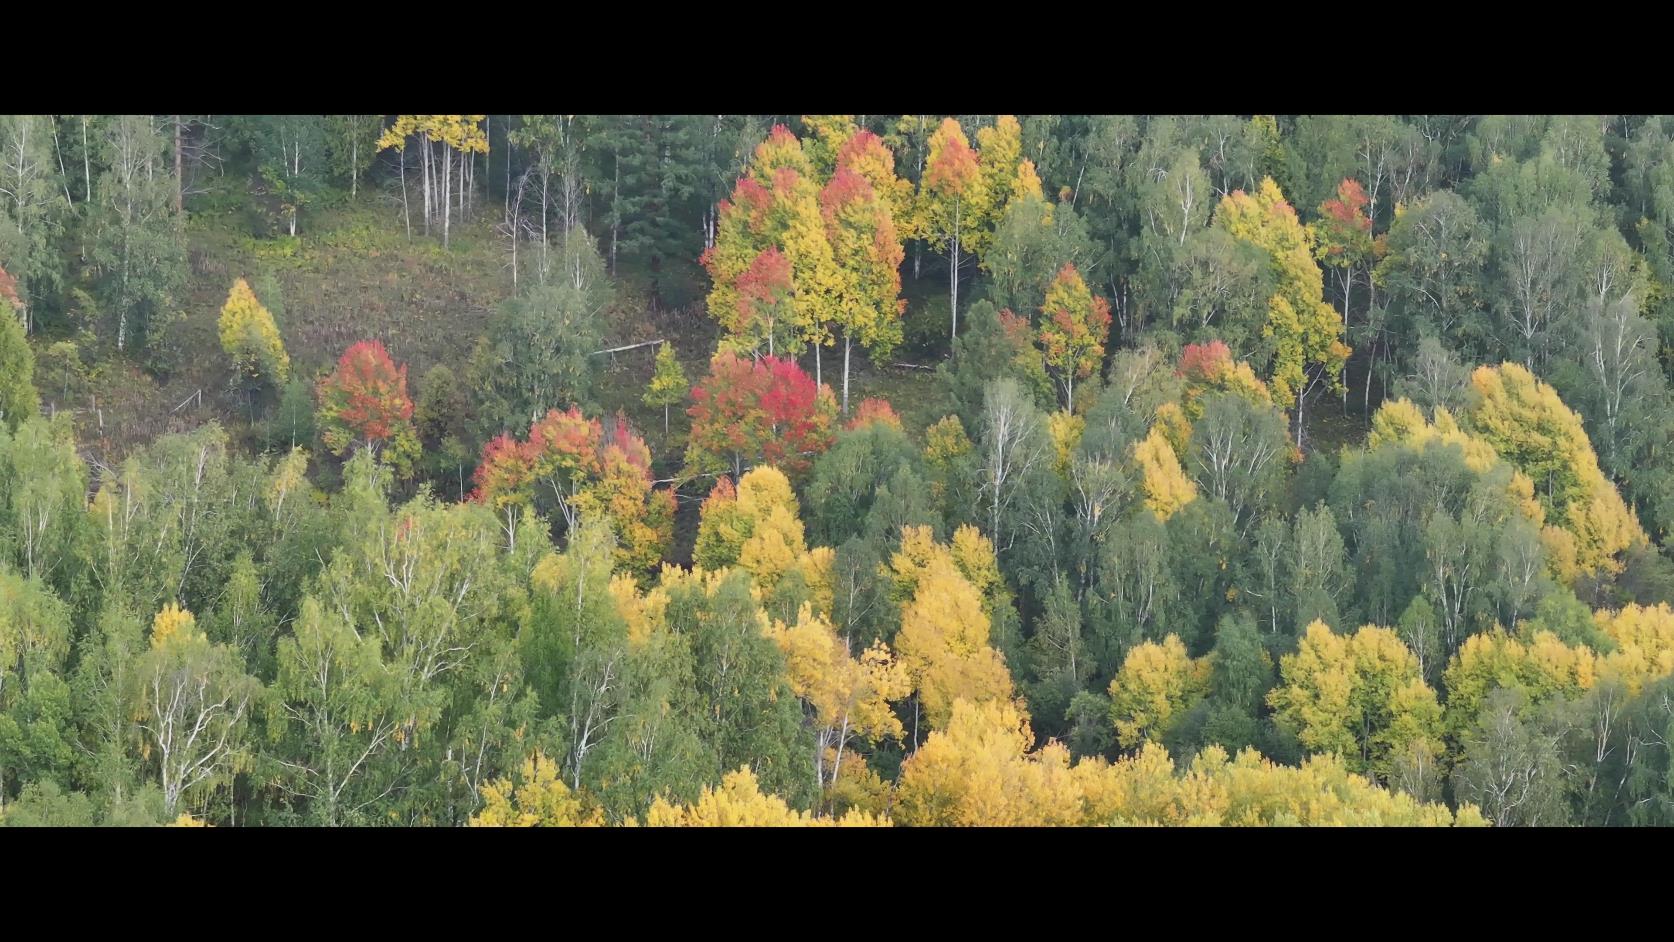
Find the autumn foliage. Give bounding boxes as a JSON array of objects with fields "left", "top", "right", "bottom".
[
  {"left": 316, "top": 339, "right": 418, "bottom": 475},
  {"left": 472, "top": 406, "right": 673, "bottom": 570},
  {"left": 684, "top": 351, "right": 836, "bottom": 478}
]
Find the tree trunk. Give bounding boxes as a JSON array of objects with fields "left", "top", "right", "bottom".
[
  {"left": 173, "top": 115, "right": 183, "bottom": 213},
  {"left": 81, "top": 116, "right": 91, "bottom": 203},
  {"left": 949, "top": 202, "right": 962, "bottom": 342},
  {"left": 399, "top": 147, "right": 411, "bottom": 241},
  {"left": 420, "top": 135, "right": 432, "bottom": 236},
  {"left": 842, "top": 332, "right": 852, "bottom": 414}
]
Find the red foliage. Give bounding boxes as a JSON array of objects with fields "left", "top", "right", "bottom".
[
  {"left": 925, "top": 122, "right": 980, "bottom": 194},
  {"left": 1179, "top": 340, "right": 1233, "bottom": 384},
  {"left": 0, "top": 264, "right": 20, "bottom": 310},
  {"left": 706, "top": 475, "right": 737, "bottom": 505},
  {"left": 836, "top": 130, "right": 894, "bottom": 175},
  {"left": 317, "top": 340, "right": 414, "bottom": 445},
  {"left": 687, "top": 352, "right": 835, "bottom": 476},
  {"left": 998, "top": 308, "right": 1035, "bottom": 351},
  {"left": 819, "top": 167, "right": 875, "bottom": 225},
  {"left": 731, "top": 177, "right": 774, "bottom": 227},
  {"left": 471, "top": 433, "right": 534, "bottom": 504},
  {"left": 846, "top": 398, "right": 903, "bottom": 432},
  {"left": 602, "top": 412, "right": 654, "bottom": 482},
  {"left": 1321, "top": 178, "right": 1371, "bottom": 231},
  {"left": 735, "top": 247, "right": 794, "bottom": 332}
]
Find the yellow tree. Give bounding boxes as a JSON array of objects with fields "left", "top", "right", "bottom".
[
  {"left": 1133, "top": 427, "right": 1196, "bottom": 520},
  {"left": 1107, "top": 635, "right": 1211, "bottom": 749},
  {"left": 217, "top": 278, "right": 289, "bottom": 387},
  {"left": 469, "top": 751, "right": 604, "bottom": 826},
  {"left": 896, "top": 699, "right": 1482, "bottom": 826},
  {"left": 917, "top": 119, "right": 987, "bottom": 340},
  {"left": 896, "top": 698, "right": 1088, "bottom": 826},
  {"left": 1214, "top": 178, "right": 1350, "bottom": 446},
  {"left": 1441, "top": 627, "right": 1597, "bottom": 740},
  {"left": 1037, "top": 263, "right": 1112, "bottom": 410},
  {"left": 1462, "top": 363, "right": 1644, "bottom": 577},
  {"left": 769, "top": 605, "right": 911, "bottom": 789},
  {"left": 645, "top": 766, "right": 886, "bottom": 826},
  {"left": 1267, "top": 621, "right": 1444, "bottom": 782},
  {"left": 703, "top": 127, "right": 842, "bottom": 375},
  {"left": 376, "top": 115, "right": 488, "bottom": 247},
  {"left": 895, "top": 555, "right": 1014, "bottom": 737},
  {"left": 822, "top": 160, "right": 904, "bottom": 414}
]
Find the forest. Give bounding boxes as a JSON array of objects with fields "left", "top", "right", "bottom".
[{"left": 2, "top": 114, "right": 1673, "bottom": 826}]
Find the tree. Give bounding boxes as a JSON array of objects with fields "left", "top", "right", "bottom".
[
  {"left": 473, "top": 407, "right": 672, "bottom": 570},
  {"left": 230, "top": 115, "right": 327, "bottom": 236},
  {"left": 0, "top": 302, "right": 37, "bottom": 431},
  {"left": 1310, "top": 178, "right": 1377, "bottom": 389},
  {"left": 1214, "top": 177, "right": 1350, "bottom": 446},
  {"left": 90, "top": 115, "right": 184, "bottom": 356},
  {"left": 917, "top": 119, "right": 986, "bottom": 340},
  {"left": 325, "top": 115, "right": 383, "bottom": 200},
  {"left": 684, "top": 352, "right": 837, "bottom": 479},
  {"left": 1267, "top": 621, "right": 1443, "bottom": 783},
  {"left": 702, "top": 126, "right": 839, "bottom": 365},
  {"left": 523, "top": 518, "right": 627, "bottom": 789},
  {"left": 0, "top": 568, "right": 73, "bottom": 805},
  {"left": 316, "top": 340, "right": 419, "bottom": 477},
  {"left": 1037, "top": 264, "right": 1112, "bottom": 410},
  {"left": 769, "top": 606, "right": 910, "bottom": 790},
  {"left": 377, "top": 116, "right": 489, "bottom": 247},
  {"left": 976, "top": 378, "right": 1049, "bottom": 550},
  {"left": 645, "top": 766, "right": 883, "bottom": 826},
  {"left": 132, "top": 603, "right": 258, "bottom": 818},
  {"left": 269, "top": 598, "right": 405, "bottom": 825},
  {"left": 895, "top": 555, "right": 1014, "bottom": 734},
  {"left": 1463, "top": 362, "right": 1644, "bottom": 577},
  {"left": 821, "top": 164, "right": 904, "bottom": 413},
  {"left": 472, "top": 233, "right": 610, "bottom": 436},
  {"left": 1186, "top": 392, "right": 1288, "bottom": 536},
  {"left": 1106, "top": 635, "right": 1210, "bottom": 750},
  {"left": 1451, "top": 688, "right": 1571, "bottom": 827},
  {"left": 469, "top": 751, "right": 603, "bottom": 827},
  {"left": 643, "top": 342, "right": 688, "bottom": 436},
  {"left": 0, "top": 116, "right": 60, "bottom": 336},
  {"left": 216, "top": 278, "right": 289, "bottom": 388}
]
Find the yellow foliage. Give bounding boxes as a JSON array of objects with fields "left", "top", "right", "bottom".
[
  {"left": 1442, "top": 627, "right": 1596, "bottom": 736},
  {"left": 896, "top": 699, "right": 1477, "bottom": 826},
  {"left": 737, "top": 504, "right": 807, "bottom": 588},
  {"left": 769, "top": 605, "right": 910, "bottom": 744},
  {"left": 1214, "top": 178, "right": 1348, "bottom": 404},
  {"left": 217, "top": 278, "right": 290, "bottom": 384},
  {"left": 150, "top": 602, "right": 199, "bottom": 650},
  {"left": 1596, "top": 603, "right": 1674, "bottom": 693},
  {"left": 1107, "top": 636, "right": 1212, "bottom": 749},
  {"left": 1133, "top": 427, "right": 1196, "bottom": 520},
  {"left": 1268, "top": 621, "right": 1443, "bottom": 780},
  {"left": 1047, "top": 411, "right": 1084, "bottom": 477},
  {"left": 645, "top": 767, "right": 886, "bottom": 826},
  {"left": 1462, "top": 363, "right": 1645, "bottom": 575},
  {"left": 609, "top": 574, "right": 669, "bottom": 648},
  {"left": 895, "top": 557, "right": 1014, "bottom": 729},
  {"left": 1153, "top": 401, "right": 1193, "bottom": 462},
  {"left": 470, "top": 751, "right": 604, "bottom": 827}
]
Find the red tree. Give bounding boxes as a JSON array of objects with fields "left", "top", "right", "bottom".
[
  {"left": 685, "top": 352, "right": 836, "bottom": 478},
  {"left": 846, "top": 397, "right": 903, "bottom": 432},
  {"left": 317, "top": 340, "right": 418, "bottom": 474}
]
